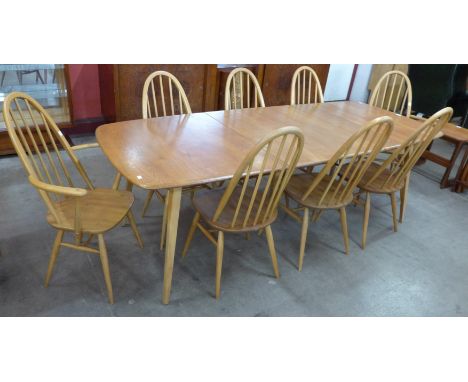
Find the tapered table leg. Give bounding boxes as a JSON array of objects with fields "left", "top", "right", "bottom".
[{"left": 162, "top": 187, "right": 182, "bottom": 305}]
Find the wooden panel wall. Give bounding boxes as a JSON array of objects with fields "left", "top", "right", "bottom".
[
  {"left": 261, "top": 64, "right": 330, "bottom": 106},
  {"left": 108, "top": 64, "right": 330, "bottom": 121},
  {"left": 112, "top": 64, "right": 218, "bottom": 121}
]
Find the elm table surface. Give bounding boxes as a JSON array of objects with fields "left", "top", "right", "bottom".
[{"left": 96, "top": 101, "right": 428, "bottom": 304}]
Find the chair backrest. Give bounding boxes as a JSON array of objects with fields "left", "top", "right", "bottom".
[
  {"left": 365, "top": 107, "right": 453, "bottom": 189},
  {"left": 369, "top": 70, "right": 412, "bottom": 117},
  {"left": 142, "top": 70, "right": 192, "bottom": 118},
  {"left": 213, "top": 126, "right": 304, "bottom": 229},
  {"left": 2, "top": 92, "right": 93, "bottom": 224},
  {"left": 290, "top": 66, "right": 324, "bottom": 105},
  {"left": 224, "top": 67, "right": 265, "bottom": 110},
  {"left": 301, "top": 117, "right": 394, "bottom": 207}
]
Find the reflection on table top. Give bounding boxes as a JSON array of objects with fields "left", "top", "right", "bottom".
[{"left": 96, "top": 101, "right": 429, "bottom": 190}]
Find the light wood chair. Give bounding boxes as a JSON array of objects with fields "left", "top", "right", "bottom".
[
  {"left": 369, "top": 69, "right": 413, "bottom": 221},
  {"left": 224, "top": 67, "right": 265, "bottom": 110},
  {"left": 139, "top": 70, "right": 192, "bottom": 214},
  {"left": 182, "top": 126, "right": 304, "bottom": 299},
  {"left": 290, "top": 66, "right": 324, "bottom": 174},
  {"left": 115, "top": 70, "right": 195, "bottom": 250},
  {"left": 2, "top": 92, "right": 143, "bottom": 304},
  {"left": 344, "top": 107, "right": 453, "bottom": 249},
  {"left": 369, "top": 70, "right": 412, "bottom": 117},
  {"left": 281, "top": 117, "right": 393, "bottom": 271},
  {"left": 290, "top": 66, "right": 324, "bottom": 105}
]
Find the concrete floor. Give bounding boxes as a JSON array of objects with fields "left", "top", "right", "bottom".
[{"left": 0, "top": 136, "right": 467, "bottom": 316}]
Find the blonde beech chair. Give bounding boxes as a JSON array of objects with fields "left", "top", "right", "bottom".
[
  {"left": 343, "top": 107, "right": 453, "bottom": 249},
  {"left": 290, "top": 66, "right": 324, "bottom": 174},
  {"left": 116, "top": 70, "right": 196, "bottom": 250},
  {"left": 369, "top": 70, "right": 414, "bottom": 221},
  {"left": 182, "top": 126, "right": 304, "bottom": 299},
  {"left": 281, "top": 117, "right": 393, "bottom": 271},
  {"left": 139, "top": 70, "right": 192, "bottom": 214},
  {"left": 3, "top": 92, "right": 143, "bottom": 304},
  {"left": 290, "top": 66, "right": 324, "bottom": 105},
  {"left": 369, "top": 70, "right": 412, "bottom": 117},
  {"left": 224, "top": 67, "right": 265, "bottom": 110}
]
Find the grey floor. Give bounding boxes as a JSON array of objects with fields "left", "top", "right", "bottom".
[{"left": 0, "top": 136, "right": 467, "bottom": 316}]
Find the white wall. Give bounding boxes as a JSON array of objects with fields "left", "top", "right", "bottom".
[
  {"left": 324, "top": 64, "right": 355, "bottom": 101},
  {"left": 349, "top": 64, "right": 373, "bottom": 103}
]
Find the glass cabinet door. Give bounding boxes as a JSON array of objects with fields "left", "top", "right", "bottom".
[{"left": 0, "top": 64, "right": 70, "bottom": 127}]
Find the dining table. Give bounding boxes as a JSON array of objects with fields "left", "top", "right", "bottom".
[{"left": 96, "top": 101, "right": 429, "bottom": 304}]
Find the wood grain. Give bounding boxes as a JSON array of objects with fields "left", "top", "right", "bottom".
[{"left": 96, "top": 102, "right": 430, "bottom": 191}]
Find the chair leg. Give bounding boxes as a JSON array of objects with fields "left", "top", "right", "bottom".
[
  {"left": 399, "top": 173, "right": 410, "bottom": 223},
  {"left": 265, "top": 225, "right": 280, "bottom": 278},
  {"left": 362, "top": 192, "right": 371, "bottom": 249},
  {"left": 440, "top": 141, "right": 463, "bottom": 188},
  {"left": 84, "top": 234, "right": 94, "bottom": 246},
  {"left": 126, "top": 178, "right": 133, "bottom": 192},
  {"left": 98, "top": 234, "right": 114, "bottom": 304},
  {"left": 339, "top": 207, "right": 350, "bottom": 255},
  {"left": 182, "top": 212, "right": 200, "bottom": 258},
  {"left": 298, "top": 207, "right": 309, "bottom": 271},
  {"left": 44, "top": 230, "right": 64, "bottom": 287},
  {"left": 112, "top": 172, "right": 122, "bottom": 190},
  {"left": 215, "top": 231, "right": 224, "bottom": 299},
  {"left": 141, "top": 190, "right": 155, "bottom": 217},
  {"left": 390, "top": 192, "right": 398, "bottom": 232},
  {"left": 160, "top": 191, "right": 170, "bottom": 250},
  {"left": 126, "top": 209, "right": 143, "bottom": 248}
]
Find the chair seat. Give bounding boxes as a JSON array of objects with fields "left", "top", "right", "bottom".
[
  {"left": 193, "top": 186, "right": 277, "bottom": 233},
  {"left": 341, "top": 162, "right": 405, "bottom": 194},
  {"left": 285, "top": 173, "right": 353, "bottom": 209},
  {"left": 46, "top": 188, "right": 134, "bottom": 234}
]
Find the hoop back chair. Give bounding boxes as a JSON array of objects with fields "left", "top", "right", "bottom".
[
  {"left": 182, "top": 126, "right": 304, "bottom": 298},
  {"left": 3, "top": 92, "right": 143, "bottom": 304},
  {"left": 142, "top": 70, "right": 192, "bottom": 118},
  {"left": 290, "top": 66, "right": 324, "bottom": 105},
  {"left": 117, "top": 71, "right": 194, "bottom": 250},
  {"left": 282, "top": 117, "right": 394, "bottom": 270},
  {"left": 224, "top": 67, "right": 265, "bottom": 110},
  {"left": 350, "top": 107, "right": 453, "bottom": 248},
  {"left": 369, "top": 70, "right": 412, "bottom": 117}
]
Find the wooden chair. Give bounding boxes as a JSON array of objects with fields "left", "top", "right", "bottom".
[
  {"left": 281, "top": 117, "right": 393, "bottom": 271},
  {"left": 369, "top": 70, "right": 414, "bottom": 221},
  {"left": 224, "top": 67, "right": 265, "bottom": 110},
  {"left": 344, "top": 107, "right": 453, "bottom": 249},
  {"left": 369, "top": 70, "right": 412, "bottom": 117},
  {"left": 115, "top": 70, "right": 194, "bottom": 250},
  {"left": 290, "top": 66, "right": 324, "bottom": 174},
  {"left": 454, "top": 145, "right": 468, "bottom": 193},
  {"left": 290, "top": 66, "right": 324, "bottom": 105},
  {"left": 139, "top": 70, "right": 192, "bottom": 214},
  {"left": 181, "top": 126, "right": 304, "bottom": 299},
  {"left": 2, "top": 92, "right": 143, "bottom": 304}
]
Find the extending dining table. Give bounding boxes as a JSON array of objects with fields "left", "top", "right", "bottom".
[{"left": 96, "top": 101, "right": 427, "bottom": 304}]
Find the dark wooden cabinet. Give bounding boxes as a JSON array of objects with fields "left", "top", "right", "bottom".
[
  {"left": 262, "top": 64, "right": 329, "bottom": 106},
  {"left": 100, "top": 64, "right": 330, "bottom": 122},
  {"left": 100, "top": 64, "right": 219, "bottom": 121}
]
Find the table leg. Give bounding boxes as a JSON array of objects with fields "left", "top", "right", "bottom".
[
  {"left": 440, "top": 141, "right": 464, "bottom": 188},
  {"left": 162, "top": 187, "right": 182, "bottom": 304},
  {"left": 454, "top": 146, "right": 468, "bottom": 193}
]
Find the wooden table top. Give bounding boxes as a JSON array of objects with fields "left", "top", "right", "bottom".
[
  {"left": 96, "top": 101, "right": 427, "bottom": 190},
  {"left": 442, "top": 123, "right": 468, "bottom": 142}
]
